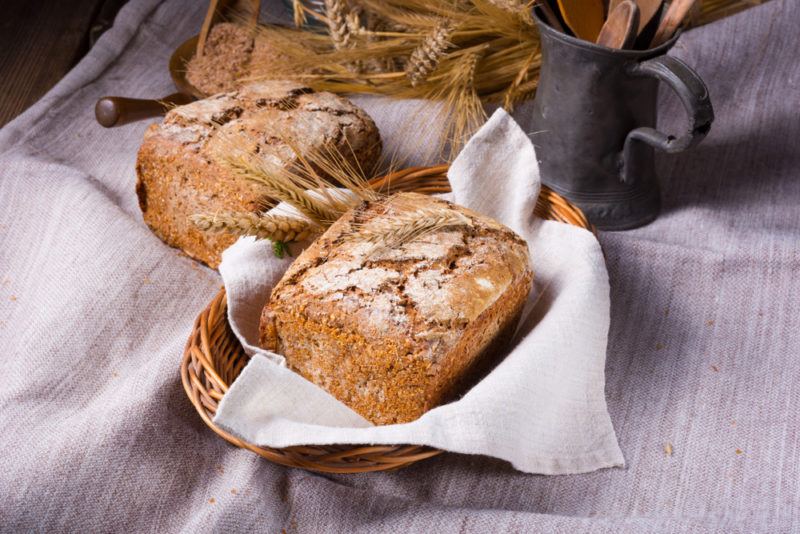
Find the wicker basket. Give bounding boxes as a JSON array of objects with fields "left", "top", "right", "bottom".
[{"left": 180, "top": 164, "right": 592, "bottom": 473}]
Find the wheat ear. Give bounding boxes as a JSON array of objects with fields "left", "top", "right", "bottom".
[
  {"left": 487, "top": 0, "right": 534, "bottom": 23},
  {"left": 191, "top": 212, "right": 316, "bottom": 242},
  {"left": 405, "top": 21, "right": 454, "bottom": 87},
  {"left": 220, "top": 150, "right": 343, "bottom": 224},
  {"left": 353, "top": 205, "right": 472, "bottom": 250},
  {"left": 292, "top": 0, "right": 307, "bottom": 27},
  {"left": 324, "top": 0, "right": 352, "bottom": 49}
]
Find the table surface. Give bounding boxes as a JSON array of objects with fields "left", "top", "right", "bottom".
[{"left": 0, "top": 0, "right": 127, "bottom": 128}]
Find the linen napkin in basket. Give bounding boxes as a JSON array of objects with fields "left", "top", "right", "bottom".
[{"left": 214, "top": 109, "right": 624, "bottom": 475}]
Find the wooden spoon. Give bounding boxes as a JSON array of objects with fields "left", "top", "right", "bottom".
[
  {"left": 596, "top": 0, "right": 640, "bottom": 49},
  {"left": 556, "top": 0, "right": 606, "bottom": 41},
  {"left": 609, "top": 0, "right": 663, "bottom": 36},
  {"left": 633, "top": 0, "right": 663, "bottom": 34},
  {"left": 650, "top": 0, "right": 697, "bottom": 47}
]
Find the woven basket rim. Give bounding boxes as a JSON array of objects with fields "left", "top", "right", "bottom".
[{"left": 181, "top": 164, "right": 592, "bottom": 473}]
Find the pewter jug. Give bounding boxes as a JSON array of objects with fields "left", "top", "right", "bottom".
[{"left": 531, "top": 8, "right": 714, "bottom": 230}]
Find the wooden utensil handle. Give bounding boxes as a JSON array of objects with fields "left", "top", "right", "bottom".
[
  {"left": 94, "top": 93, "right": 193, "bottom": 127},
  {"left": 650, "top": 0, "right": 696, "bottom": 47},
  {"left": 596, "top": 0, "right": 639, "bottom": 49}
]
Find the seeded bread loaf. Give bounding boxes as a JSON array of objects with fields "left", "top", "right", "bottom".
[
  {"left": 259, "top": 193, "right": 533, "bottom": 425},
  {"left": 135, "top": 81, "right": 381, "bottom": 268}
]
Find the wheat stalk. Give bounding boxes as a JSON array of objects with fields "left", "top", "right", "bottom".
[
  {"left": 220, "top": 149, "right": 342, "bottom": 224},
  {"left": 347, "top": 6, "right": 364, "bottom": 35},
  {"left": 291, "top": 140, "right": 381, "bottom": 204},
  {"left": 487, "top": 0, "right": 533, "bottom": 23},
  {"left": 292, "top": 0, "right": 307, "bottom": 28},
  {"left": 352, "top": 202, "right": 473, "bottom": 250},
  {"left": 405, "top": 21, "right": 454, "bottom": 87},
  {"left": 364, "top": 11, "right": 401, "bottom": 72},
  {"left": 502, "top": 48, "right": 537, "bottom": 111},
  {"left": 211, "top": 118, "right": 381, "bottom": 226},
  {"left": 191, "top": 212, "right": 316, "bottom": 242},
  {"left": 488, "top": 0, "right": 524, "bottom": 9},
  {"left": 430, "top": 49, "right": 485, "bottom": 154},
  {"left": 324, "top": 0, "right": 353, "bottom": 49}
]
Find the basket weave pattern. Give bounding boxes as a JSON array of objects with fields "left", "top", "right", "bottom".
[{"left": 180, "top": 165, "right": 592, "bottom": 473}]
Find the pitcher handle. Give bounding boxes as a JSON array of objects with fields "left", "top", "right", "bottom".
[{"left": 620, "top": 55, "right": 714, "bottom": 185}]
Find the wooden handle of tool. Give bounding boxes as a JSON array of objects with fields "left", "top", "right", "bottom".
[
  {"left": 596, "top": 0, "right": 640, "bottom": 49},
  {"left": 94, "top": 93, "right": 194, "bottom": 127},
  {"left": 650, "top": 0, "right": 696, "bottom": 48}
]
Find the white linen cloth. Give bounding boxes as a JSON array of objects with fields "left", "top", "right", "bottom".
[{"left": 214, "top": 109, "right": 624, "bottom": 475}]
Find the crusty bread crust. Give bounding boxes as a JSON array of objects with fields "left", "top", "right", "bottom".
[
  {"left": 135, "top": 81, "right": 382, "bottom": 268},
  {"left": 260, "top": 193, "right": 533, "bottom": 425}
]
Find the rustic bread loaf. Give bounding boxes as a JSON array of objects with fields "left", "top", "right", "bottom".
[
  {"left": 186, "top": 22, "right": 292, "bottom": 96},
  {"left": 186, "top": 22, "right": 254, "bottom": 95},
  {"left": 135, "top": 81, "right": 382, "bottom": 268},
  {"left": 259, "top": 193, "right": 533, "bottom": 425}
]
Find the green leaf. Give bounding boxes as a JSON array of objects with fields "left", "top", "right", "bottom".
[{"left": 272, "top": 240, "right": 291, "bottom": 259}]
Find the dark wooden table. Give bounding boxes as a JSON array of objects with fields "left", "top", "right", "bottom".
[{"left": 0, "top": 0, "right": 128, "bottom": 127}]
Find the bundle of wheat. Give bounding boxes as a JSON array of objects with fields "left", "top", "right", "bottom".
[
  {"left": 239, "top": 0, "right": 765, "bottom": 156},
  {"left": 246, "top": 0, "right": 539, "bottom": 155}
]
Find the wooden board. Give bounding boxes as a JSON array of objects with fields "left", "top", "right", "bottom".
[{"left": 0, "top": 0, "right": 116, "bottom": 127}]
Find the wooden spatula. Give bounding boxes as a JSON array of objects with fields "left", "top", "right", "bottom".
[
  {"left": 650, "top": 0, "right": 697, "bottom": 47},
  {"left": 556, "top": 0, "right": 606, "bottom": 41},
  {"left": 610, "top": 0, "right": 663, "bottom": 38},
  {"left": 596, "top": 0, "right": 640, "bottom": 49}
]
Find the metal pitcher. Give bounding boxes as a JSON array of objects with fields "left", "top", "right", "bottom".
[{"left": 530, "top": 8, "right": 714, "bottom": 230}]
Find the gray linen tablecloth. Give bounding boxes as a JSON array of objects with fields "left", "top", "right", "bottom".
[{"left": 1, "top": 1, "right": 798, "bottom": 531}]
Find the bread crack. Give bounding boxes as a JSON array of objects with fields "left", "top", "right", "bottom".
[{"left": 302, "top": 105, "right": 359, "bottom": 118}]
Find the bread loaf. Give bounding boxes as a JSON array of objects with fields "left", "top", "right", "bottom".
[
  {"left": 186, "top": 22, "right": 292, "bottom": 96},
  {"left": 260, "top": 193, "right": 533, "bottom": 425},
  {"left": 185, "top": 22, "right": 253, "bottom": 95},
  {"left": 135, "top": 81, "right": 381, "bottom": 267}
]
